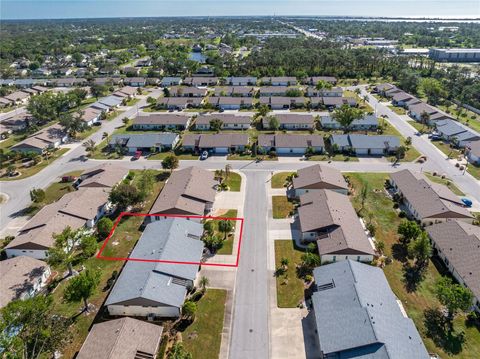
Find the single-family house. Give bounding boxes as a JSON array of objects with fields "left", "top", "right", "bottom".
[
  {"left": 77, "top": 318, "right": 163, "bottom": 359},
  {"left": 0, "top": 97, "right": 13, "bottom": 107},
  {"left": 306, "top": 87, "right": 343, "bottom": 97},
  {"left": 80, "top": 107, "right": 102, "bottom": 126},
  {"left": 261, "top": 96, "right": 305, "bottom": 110},
  {"left": 262, "top": 114, "right": 315, "bottom": 130},
  {"left": 5, "top": 91, "right": 30, "bottom": 105},
  {"left": 434, "top": 119, "right": 480, "bottom": 146},
  {"left": 389, "top": 169, "right": 473, "bottom": 225},
  {"left": 297, "top": 190, "right": 375, "bottom": 263},
  {"left": 226, "top": 76, "right": 257, "bottom": 86},
  {"left": 407, "top": 102, "right": 439, "bottom": 122},
  {"left": 90, "top": 101, "right": 111, "bottom": 112},
  {"left": 466, "top": 140, "right": 480, "bottom": 165},
  {"left": 1, "top": 113, "right": 29, "bottom": 131},
  {"left": 195, "top": 114, "right": 251, "bottom": 130},
  {"left": 207, "top": 96, "right": 253, "bottom": 110},
  {"left": 77, "top": 164, "right": 127, "bottom": 189},
  {"left": 54, "top": 78, "right": 87, "bottom": 87},
  {"left": 292, "top": 164, "right": 348, "bottom": 196},
  {"left": 261, "top": 76, "right": 297, "bottom": 86},
  {"left": 391, "top": 91, "right": 421, "bottom": 108},
  {"left": 182, "top": 133, "right": 249, "bottom": 154},
  {"left": 0, "top": 256, "right": 51, "bottom": 308},
  {"left": 259, "top": 86, "right": 288, "bottom": 97},
  {"left": 98, "top": 95, "right": 123, "bottom": 108},
  {"left": 311, "top": 260, "right": 430, "bottom": 358},
  {"left": 320, "top": 114, "right": 378, "bottom": 131},
  {"left": 123, "top": 77, "right": 146, "bottom": 87},
  {"left": 330, "top": 134, "right": 400, "bottom": 155},
  {"left": 109, "top": 133, "right": 179, "bottom": 154},
  {"left": 372, "top": 82, "right": 396, "bottom": 95},
  {"left": 132, "top": 114, "right": 191, "bottom": 130},
  {"left": 158, "top": 97, "right": 203, "bottom": 110},
  {"left": 170, "top": 86, "right": 207, "bottom": 98},
  {"left": 322, "top": 96, "right": 357, "bottom": 109},
  {"left": 214, "top": 86, "right": 255, "bottom": 97},
  {"left": 161, "top": 77, "right": 182, "bottom": 87},
  {"left": 306, "top": 76, "right": 338, "bottom": 85},
  {"left": 183, "top": 77, "right": 218, "bottom": 86},
  {"left": 258, "top": 134, "right": 324, "bottom": 155},
  {"left": 149, "top": 167, "right": 216, "bottom": 217},
  {"left": 426, "top": 221, "right": 480, "bottom": 312},
  {"left": 10, "top": 124, "right": 68, "bottom": 154},
  {"left": 113, "top": 86, "right": 138, "bottom": 99},
  {"left": 105, "top": 218, "right": 204, "bottom": 318}
]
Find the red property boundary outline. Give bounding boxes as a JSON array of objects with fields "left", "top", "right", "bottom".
[{"left": 96, "top": 213, "right": 244, "bottom": 268}]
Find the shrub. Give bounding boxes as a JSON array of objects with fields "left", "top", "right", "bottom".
[
  {"left": 399, "top": 211, "right": 407, "bottom": 218},
  {"left": 366, "top": 223, "right": 376, "bottom": 236},
  {"left": 97, "top": 217, "right": 114, "bottom": 239}
]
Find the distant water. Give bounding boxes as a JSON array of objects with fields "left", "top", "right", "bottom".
[{"left": 189, "top": 52, "right": 207, "bottom": 64}]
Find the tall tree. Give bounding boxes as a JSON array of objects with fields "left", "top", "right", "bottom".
[
  {"left": 209, "top": 118, "right": 223, "bottom": 132},
  {"left": 332, "top": 105, "right": 363, "bottom": 132},
  {"left": 435, "top": 277, "right": 473, "bottom": 329},
  {"left": 47, "top": 227, "right": 96, "bottom": 276},
  {"left": 0, "top": 296, "right": 71, "bottom": 359},
  {"left": 136, "top": 169, "right": 155, "bottom": 200},
  {"left": 268, "top": 116, "right": 280, "bottom": 131},
  {"left": 109, "top": 183, "right": 142, "bottom": 211},
  {"left": 407, "top": 231, "right": 432, "bottom": 269},
  {"left": 63, "top": 269, "right": 101, "bottom": 313},
  {"left": 397, "top": 220, "right": 421, "bottom": 244},
  {"left": 162, "top": 155, "right": 179, "bottom": 173},
  {"left": 218, "top": 219, "right": 233, "bottom": 240}
]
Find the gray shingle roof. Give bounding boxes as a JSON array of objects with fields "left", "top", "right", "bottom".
[
  {"left": 320, "top": 115, "right": 378, "bottom": 128},
  {"left": 105, "top": 218, "right": 204, "bottom": 308},
  {"left": 331, "top": 134, "right": 400, "bottom": 150},
  {"left": 390, "top": 170, "right": 472, "bottom": 220},
  {"left": 109, "top": 133, "right": 179, "bottom": 148},
  {"left": 258, "top": 134, "right": 324, "bottom": 148},
  {"left": 77, "top": 318, "right": 163, "bottom": 359},
  {"left": 435, "top": 119, "right": 469, "bottom": 137},
  {"left": 312, "top": 260, "right": 429, "bottom": 358},
  {"left": 426, "top": 221, "right": 480, "bottom": 303}
]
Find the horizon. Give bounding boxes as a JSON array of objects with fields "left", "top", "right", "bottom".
[{"left": 2, "top": 0, "right": 479, "bottom": 21}]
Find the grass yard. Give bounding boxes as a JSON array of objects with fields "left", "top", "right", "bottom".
[
  {"left": 382, "top": 121, "right": 421, "bottom": 162},
  {"left": 424, "top": 172, "right": 465, "bottom": 196},
  {"left": 346, "top": 172, "right": 480, "bottom": 359},
  {"left": 308, "top": 153, "right": 359, "bottom": 162},
  {"left": 225, "top": 172, "right": 241, "bottom": 192},
  {"left": 272, "top": 196, "right": 294, "bottom": 219},
  {"left": 0, "top": 148, "right": 70, "bottom": 181},
  {"left": 90, "top": 139, "right": 124, "bottom": 160},
  {"left": 76, "top": 125, "right": 101, "bottom": 140},
  {"left": 432, "top": 141, "right": 463, "bottom": 159},
  {"left": 125, "top": 98, "right": 140, "bottom": 106},
  {"left": 274, "top": 240, "right": 306, "bottom": 308},
  {"left": 182, "top": 289, "right": 227, "bottom": 359},
  {"left": 388, "top": 105, "right": 406, "bottom": 115},
  {"left": 209, "top": 209, "right": 238, "bottom": 255},
  {"left": 106, "top": 110, "right": 124, "bottom": 121},
  {"left": 467, "top": 163, "right": 480, "bottom": 180},
  {"left": 407, "top": 120, "right": 427, "bottom": 133},
  {"left": 50, "top": 170, "right": 168, "bottom": 358},
  {"left": 271, "top": 172, "right": 294, "bottom": 188}
]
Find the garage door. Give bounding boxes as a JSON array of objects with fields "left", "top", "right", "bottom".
[
  {"left": 214, "top": 147, "right": 229, "bottom": 154},
  {"left": 277, "top": 148, "right": 305, "bottom": 154}
]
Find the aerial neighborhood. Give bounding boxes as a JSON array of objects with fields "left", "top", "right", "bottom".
[{"left": 0, "top": 15, "right": 479, "bottom": 359}]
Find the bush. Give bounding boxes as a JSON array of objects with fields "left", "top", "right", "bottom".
[
  {"left": 399, "top": 211, "right": 407, "bottom": 218},
  {"left": 97, "top": 217, "right": 114, "bottom": 239},
  {"left": 393, "top": 203, "right": 399, "bottom": 209},
  {"left": 126, "top": 171, "right": 135, "bottom": 181},
  {"left": 366, "top": 223, "right": 376, "bottom": 236},
  {"left": 190, "top": 291, "right": 204, "bottom": 302}
]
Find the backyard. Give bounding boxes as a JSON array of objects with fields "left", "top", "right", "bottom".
[{"left": 346, "top": 172, "right": 480, "bottom": 359}]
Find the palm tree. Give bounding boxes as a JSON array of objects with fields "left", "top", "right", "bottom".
[
  {"left": 420, "top": 111, "right": 430, "bottom": 131},
  {"left": 199, "top": 276, "right": 209, "bottom": 292},
  {"left": 82, "top": 139, "right": 96, "bottom": 156},
  {"left": 280, "top": 257, "right": 289, "bottom": 270},
  {"left": 224, "top": 164, "right": 232, "bottom": 182}
]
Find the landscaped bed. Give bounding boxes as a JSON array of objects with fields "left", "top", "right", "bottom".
[{"left": 206, "top": 209, "right": 238, "bottom": 255}]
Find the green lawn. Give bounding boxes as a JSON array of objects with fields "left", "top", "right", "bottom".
[
  {"left": 209, "top": 209, "right": 238, "bottom": 255},
  {"left": 346, "top": 172, "right": 480, "bottom": 359},
  {"left": 467, "top": 163, "right": 480, "bottom": 180},
  {"left": 407, "top": 120, "right": 427, "bottom": 133},
  {"left": 182, "top": 289, "right": 227, "bottom": 359},
  {"left": 271, "top": 172, "right": 294, "bottom": 188},
  {"left": 272, "top": 196, "right": 294, "bottom": 219},
  {"left": 424, "top": 172, "right": 465, "bottom": 196},
  {"left": 90, "top": 138, "right": 124, "bottom": 160},
  {"left": 382, "top": 121, "right": 421, "bottom": 162},
  {"left": 225, "top": 172, "right": 241, "bottom": 192},
  {"left": 432, "top": 141, "right": 462, "bottom": 159},
  {"left": 388, "top": 105, "right": 406, "bottom": 115},
  {"left": 106, "top": 110, "right": 125, "bottom": 121},
  {"left": 308, "top": 153, "right": 359, "bottom": 161},
  {"left": 0, "top": 148, "right": 70, "bottom": 181},
  {"left": 50, "top": 170, "right": 168, "bottom": 358},
  {"left": 76, "top": 125, "right": 101, "bottom": 140},
  {"left": 125, "top": 98, "right": 140, "bottom": 106},
  {"left": 274, "top": 240, "right": 306, "bottom": 308}
]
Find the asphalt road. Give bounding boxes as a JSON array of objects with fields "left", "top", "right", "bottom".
[
  {"left": 358, "top": 86, "right": 480, "bottom": 207},
  {"left": 229, "top": 170, "right": 270, "bottom": 359}
]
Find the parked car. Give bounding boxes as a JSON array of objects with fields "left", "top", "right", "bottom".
[
  {"left": 132, "top": 150, "right": 142, "bottom": 160},
  {"left": 200, "top": 151, "right": 209, "bottom": 160}
]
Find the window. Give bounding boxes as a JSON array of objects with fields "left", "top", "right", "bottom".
[
  {"left": 333, "top": 256, "right": 336, "bottom": 262},
  {"left": 357, "top": 256, "right": 361, "bottom": 261}
]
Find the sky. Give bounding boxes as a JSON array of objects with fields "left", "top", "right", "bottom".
[{"left": 1, "top": 0, "right": 479, "bottom": 20}]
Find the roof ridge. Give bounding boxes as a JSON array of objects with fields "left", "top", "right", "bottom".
[{"left": 107, "top": 317, "right": 127, "bottom": 359}]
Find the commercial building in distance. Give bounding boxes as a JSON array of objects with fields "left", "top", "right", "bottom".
[{"left": 429, "top": 48, "right": 480, "bottom": 62}]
